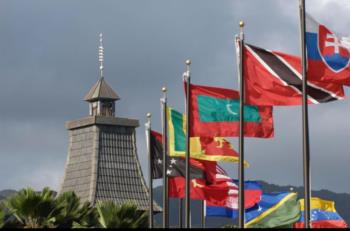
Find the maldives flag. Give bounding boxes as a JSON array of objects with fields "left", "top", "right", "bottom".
[
  {"left": 241, "top": 43, "right": 344, "bottom": 106},
  {"left": 185, "top": 83, "right": 274, "bottom": 138},
  {"left": 306, "top": 13, "right": 350, "bottom": 86}
]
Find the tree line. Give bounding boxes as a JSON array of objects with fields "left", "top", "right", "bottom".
[{"left": 0, "top": 187, "right": 148, "bottom": 228}]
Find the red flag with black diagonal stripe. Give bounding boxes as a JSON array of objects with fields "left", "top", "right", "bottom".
[{"left": 240, "top": 43, "right": 345, "bottom": 106}]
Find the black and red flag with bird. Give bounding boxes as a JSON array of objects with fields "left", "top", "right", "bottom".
[{"left": 150, "top": 131, "right": 261, "bottom": 208}]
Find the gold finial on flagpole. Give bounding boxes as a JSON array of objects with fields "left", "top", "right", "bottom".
[
  {"left": 239, "top": 20, "right": 245, "bottom": 28},
  {"left": 239, "top": 21, "right": 245, "bottom": 40}
]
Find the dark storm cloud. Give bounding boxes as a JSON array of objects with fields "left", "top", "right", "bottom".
[{"left": 0, "top": 0, "right": 349, "bottom": 193}]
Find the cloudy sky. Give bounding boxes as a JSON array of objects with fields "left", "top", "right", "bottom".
[{"left": 0, "top": 0, "right": 350, "bottom": 193}]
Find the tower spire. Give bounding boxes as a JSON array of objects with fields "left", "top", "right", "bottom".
[{"left": 98, "top": 33, "right": 104, "bottom": 78}]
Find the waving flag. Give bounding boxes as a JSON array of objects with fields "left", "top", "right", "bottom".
[
  {"left": 169, "top": 177, "right": 262, "bottom": 209},
  {"left": 206, "top": 192, "right": 300, "bottom": 228},
  {"left": 241, "top": 43, "right": 344, "bottom": 106},
  {"left": 150, "top": 131, "right": 256, "bottom": 206},
  {"left": 185, "top": 83, "right": 274, "bottom": 138},
  {"left": 306, "top": 13, "right": 350, "bottom": 86},
  {"left": 294, "top": 197, "right": 347, "bottom": 228},
  {"left": 150, "top": 130, "right": 210, "bottom": 179},
  {"left": 205, "top": 180, "right": 263, "bottom": 210},
  {"left": 167, "top": 107, "right": 248, "bottom": 164}
]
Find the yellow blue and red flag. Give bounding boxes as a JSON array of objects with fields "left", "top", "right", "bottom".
[{"left": 294, "top": 197, "right": 347, "bottom": 228}]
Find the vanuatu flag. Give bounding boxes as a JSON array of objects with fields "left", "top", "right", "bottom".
[
  {"left": 185, "top": 83, "right": 274, "bottom": 138},
  {"left": 167, "top": 107, "right": 248, "bottom": 165}
]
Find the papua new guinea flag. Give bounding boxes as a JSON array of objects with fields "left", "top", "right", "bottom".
[
  {"left": 306, "top": 13, "right": 350, "bottom": 86},
  {"left": 167, "top": 107, "right": 249, "bottom": 165},
  {"left": 294, "top": 197, "right": 347, "bottom": 228},
  {"left": 241, "top": 42, "right": 344, "bottom": 105},
  {"left": 149, "top": 130, "right": 207, "bottom": 180},
  {"left": 185, "top": 83, "right": 274, "bottom": 138},
  {"left": 206, "top": 192, "right": 300, "bottom": 228}
]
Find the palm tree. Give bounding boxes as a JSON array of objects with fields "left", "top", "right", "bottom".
[
  {"left": 53, "top": 191, "right": 97, "bottom": 228},
  {"left": 0, "top": 203, "right": 5, "bottom": 228},
  {"left": 4, "top": 187, "right": 59, "bottom": 228},
  {"left": 96, "top": 201, "right": 148, "bottom": 228}
]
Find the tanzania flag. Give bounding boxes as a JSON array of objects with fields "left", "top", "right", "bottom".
[
  {"left": 167, "top": 107, "right": 248, "bottom": 165},
  {"left": 185, "top": 83, "right": 274, "bottom": 138},
  {"left": 294, "top": 197, "right": 347, "bottom": 228},
  {"left": 206, "top": 192, "right": 300, "bottom": 228},
  {"left": 241, "top": 42, "right": 344, "bottom": 105}
]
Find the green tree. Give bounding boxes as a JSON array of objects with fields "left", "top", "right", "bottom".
[
  {"left": 53, "top": 191, "right": 97, "bottom": 228},
  {"left": 96, "top": 201, "right": 148, "bottom": 228},
  {"left": 4, "top": 187, "right": 59, "bottom": 228},
  {"left": 0, "top": 203, "right": 5, "bottom": 228}
]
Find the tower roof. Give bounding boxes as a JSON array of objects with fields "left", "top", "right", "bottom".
[{"left": 84, "top": 77, "right": 120, "bottom": 102}]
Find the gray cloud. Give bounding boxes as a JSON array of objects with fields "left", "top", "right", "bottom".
[{"left": 0, "top": 0, "right": 349, "bottom": 193}]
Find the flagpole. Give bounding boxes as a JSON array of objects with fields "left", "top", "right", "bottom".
[
  {"left": 146, "top": 113, "right": 153, "bottom": 228},
  {"left": 184, "top": 59, "right": 192, "bottom": 228},
  {"left": 299, "top": 0, "right": 311, "bottom": 228},
  {"left": 201, "top": 201, "right": 206, "bottom": 228},
  {"left": 238, "top": 20, "right": 245, "bottom": 228},
  {"left": 179, "top": 199, "right": 183, "bottom": 228},
  {"left": 161, "top": 87, "right": 169, "bottom": 228}
]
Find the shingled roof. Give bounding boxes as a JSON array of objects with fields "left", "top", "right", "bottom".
[
  {"left": 84, "top": 77, "right": 120, "bottom": 102},
  {"left": 60, "top": 117, "right": 162, "bottom": 213}
]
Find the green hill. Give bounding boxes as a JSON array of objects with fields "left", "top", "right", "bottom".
[{"left": 0, "top": 190, "right": 16, "bottom": 199}]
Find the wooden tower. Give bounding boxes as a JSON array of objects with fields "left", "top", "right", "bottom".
[{"left": 59, "top": 34, "right": 160, "bottom": 212}]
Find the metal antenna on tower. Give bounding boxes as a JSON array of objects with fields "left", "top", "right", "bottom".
[{"left": 99, "top": 33, "right": 104, "bottom": 78}]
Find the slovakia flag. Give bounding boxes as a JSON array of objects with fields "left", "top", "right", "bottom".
[{"left": 306, "top": 13, "right": 350, "bottom": 86}]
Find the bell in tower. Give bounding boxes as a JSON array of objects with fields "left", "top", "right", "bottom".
[{"left": 59, "top": 34, "right": 161, "bottom": 213}]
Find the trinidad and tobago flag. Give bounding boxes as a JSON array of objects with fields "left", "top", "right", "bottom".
[
  {"left": 240, "top": 42, "right": 345, "bottom": 106},
  {"left": 185, "top": 83, "right": 274, "bottom": 138},
  {"left": 306, "top": 13, "right": 350, "bottom": 86}
]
